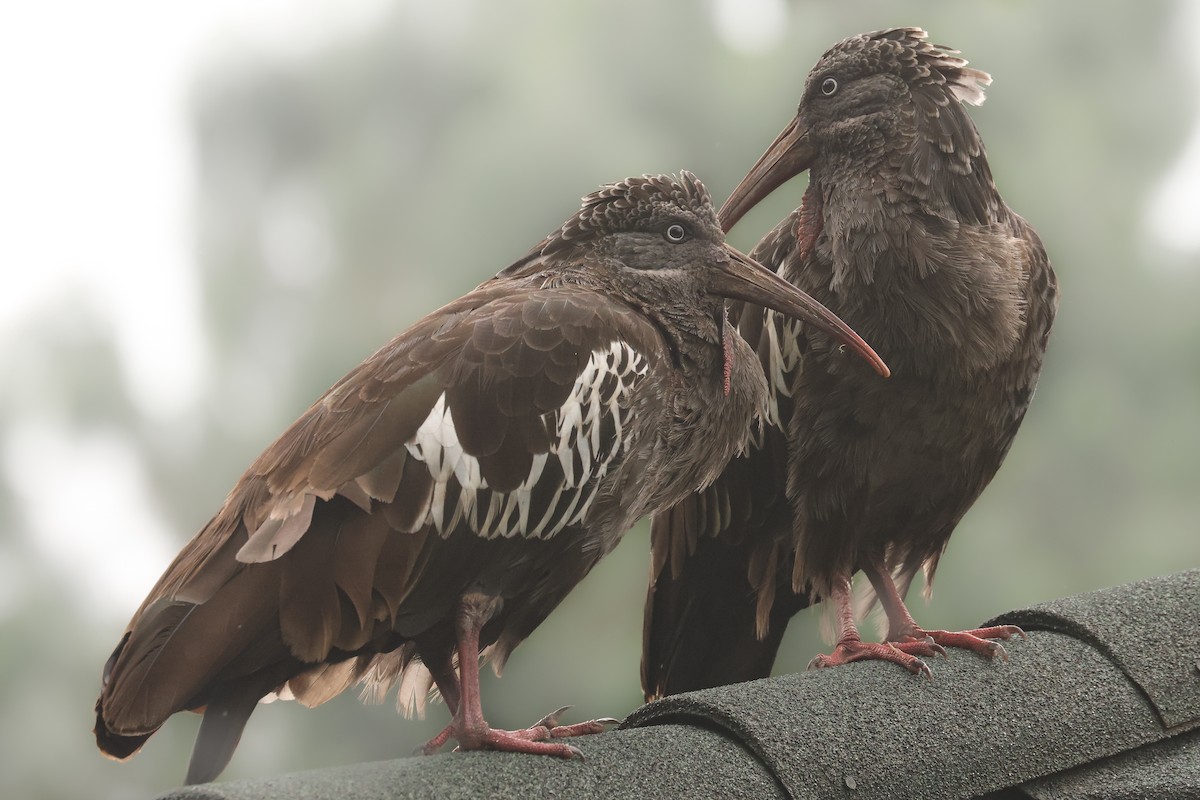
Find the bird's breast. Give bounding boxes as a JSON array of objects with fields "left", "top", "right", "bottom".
[
  {"left": 799, "top": 202, "right": 1028, "bottom": 378},
  {"left": 681, "top": 331, "right": 768, "bottom": 494}
]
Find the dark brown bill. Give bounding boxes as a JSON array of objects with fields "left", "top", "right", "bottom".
[
  {"left": 709, "top": 245, "right": 889, "bottom": 377},
  {"left": 718, "top": 115, "right": 816, "bottom": 234}
]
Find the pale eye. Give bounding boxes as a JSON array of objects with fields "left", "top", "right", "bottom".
[
  {"left": 665, "top": 223, "right": 688, "bottom": 243},
  {"left": 821, "top": 76, "right": 838, "bottom": 96}
]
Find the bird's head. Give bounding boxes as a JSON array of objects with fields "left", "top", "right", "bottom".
[
  {"left": 505, "top": 171, "right": 888, "bottom": 376},
  {"left": 720, "top": 27, "right": 993, "bottom": 231}
]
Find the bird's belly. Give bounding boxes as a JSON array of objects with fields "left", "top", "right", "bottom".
[{"left": 791, "top": 371, "right": 1011, "bottom": 584}]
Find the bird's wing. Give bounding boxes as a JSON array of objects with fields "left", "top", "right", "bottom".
[
  {"left": 642, "top": 212, "right": 811, "bottom": 700},
  {"left": 917, "top": 212, "right": 1059, "bottom": 588},
  {"left": 97, "top": 281, "right": 663, "bottom": 760}
]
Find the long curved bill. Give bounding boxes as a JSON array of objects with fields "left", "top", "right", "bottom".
[
  {"left": 719, "top": 115, "right": 815, "bottom": 233},
  {"left": 710, "top": 245, "right": 889, "bottom": 378}
]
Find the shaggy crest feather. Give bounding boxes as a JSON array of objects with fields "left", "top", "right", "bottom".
[{"left": 821, "top": 27, "right": 991, "bottom": 107}]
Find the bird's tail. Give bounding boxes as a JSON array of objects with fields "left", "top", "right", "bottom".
[
  {"left": 642, "top": 500, "right": 810, "bottom": 700},
  {"left": 184, "top": 680, "right": 265, "bottom": 785},
  {"left": 94, "top": 632, "right": 157, "bottom": 761}
]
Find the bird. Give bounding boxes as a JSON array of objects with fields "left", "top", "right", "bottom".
[
  {"left": 94, "top": 171, "right": 889, "bottom": 784},
  {"left": 642, "top": 28, "right": 1059, "bottom": 697}
]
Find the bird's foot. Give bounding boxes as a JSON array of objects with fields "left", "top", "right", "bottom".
[
  {"left": 458, "top": 725, "right": 585, "bottom": 758},
  {"left": 419, "top": 706, "right": 617, "bottom": 757},
  {"left": 419, "top": 722, "right": 582, "bottom": 758},
  {"left": 526, "top": 705, "right": 621, "bottom": 739},
  {"left": 807, "top": 639, "right": 936, "bottom": 679},
  {"left": 890, "top": 624, "right": 1026, "bottom": 661}
]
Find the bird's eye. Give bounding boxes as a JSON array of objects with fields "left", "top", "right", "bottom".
[
  {"left": 665, "top": 223, "right": 688, "bottom": 243},
  {"left": 821, "top": 77, "right": 838, "bottom": 96}
]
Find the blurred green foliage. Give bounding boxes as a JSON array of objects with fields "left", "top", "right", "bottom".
[{"left": 3, "top": 1, "right": 1199, "bottom": 797}]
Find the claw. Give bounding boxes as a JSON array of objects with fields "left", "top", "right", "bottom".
[
  {"left": 885, "top": 644, "right": 932, "bottom": 679},
  {"left": 891, "top": 636, "right": 949, "bottom": 661},
  {"left": 532, "top": 705, "right": 573, "bottom": 729},
  {"left": 905, "top": 654, "right": 933, "bottom": 680}
]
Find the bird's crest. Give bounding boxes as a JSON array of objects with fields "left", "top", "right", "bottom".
[
  {"left": 825, "top": 27, "right": 991, "bottom": 107},
  {"left": 498, "top": 172, "right": 718, "bottom": 279},
  {"left": 543, "top": 171, "right": 717, "bottom": 256}
]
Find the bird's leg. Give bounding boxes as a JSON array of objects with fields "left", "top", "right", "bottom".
[
  {"left": 807, "top": 576, "right": 934, "bottom": 677},
  {"left": 416, "top": 646, "right": 462, "bottom": 755},
  {"left": 421, "top": 592, "right": 583, "bottom": 758},
  {"left": 419, "top": 644, "right": 616, "bottom": 755},
  {"left": 864, "top": 560, "right": 1025, "bottom": 661}
]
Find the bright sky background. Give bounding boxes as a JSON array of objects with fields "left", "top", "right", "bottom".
[
  {"left": 1146, "top": 0, "right": 1200, "bottom": 252},
  {"left": 0, "top": 0, "right": 395, "bottom": 621},
  {"left": 0, "top": 0, "right": 794, "bottom": 623},
  {"left": 0, "top": 0, "right": 1197, "bottom": 623}
]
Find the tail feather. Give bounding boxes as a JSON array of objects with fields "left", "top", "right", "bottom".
[
  {"left": 99, "top": 565, "right": 281, "bottom": 738},
  {"left": 642, "top": 528, "right": 810, "bottom": 700},
  {"left": 185, "top": 680, "right": 266, "bottom": 785},
  {"left": 95, "top": 637, "right": 154, "bottom": 760}
]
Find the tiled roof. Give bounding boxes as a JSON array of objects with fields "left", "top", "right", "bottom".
[{"left": 160, "top": 569, "right": 1200, "bottom": 800}]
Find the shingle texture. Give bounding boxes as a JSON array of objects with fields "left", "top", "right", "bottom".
[
  {"left": 158, "top": 569, "right": 1200, "bottom": 800},
  {"left": 1018, "top": 729, "right": 1200, "bottom": 800},
  {"left": 160, "top": 724, "right": 785, "bottom": 800},
  {"left": 989, "top": 567, "right": 1200, "bottom": 728}
]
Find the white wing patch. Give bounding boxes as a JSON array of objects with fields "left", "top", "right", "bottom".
[
  {"left": 404, "top": 340, "right": 648, "bottom": 540},
  {"left": 763, "top": 309, "right": 804, "bottom": 430}
]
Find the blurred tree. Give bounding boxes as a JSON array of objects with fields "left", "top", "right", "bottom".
[{"left": 1, "top": 1, "right": 1198, "bottom": 796}]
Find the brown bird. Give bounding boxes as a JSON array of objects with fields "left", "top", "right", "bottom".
[
  {"left": 94, "top": 172, "right": 888, "bottom": 784},
  {"left": 643, "top": 28, "right": 1059, "bottom": 696}
]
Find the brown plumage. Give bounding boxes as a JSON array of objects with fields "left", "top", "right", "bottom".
[
  {"left": 94, "top": 172, "right": 887, "bottom": 784},
  {"left": 643, "top": 28, "right": 1059, "bottom": 697}
]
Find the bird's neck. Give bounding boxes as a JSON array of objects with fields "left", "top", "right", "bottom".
[
  {"left": 813, "top": 133, "right": 1000, "bottom": 227},
  {"left": 803, "top": 157, "right": 1024, "bottom": 377},
  {"left": 808, "top": 141, "right": 1004, "bottom": 288},
  {"left": 645, "top": 299, "right": 731, "bottom": 389}
]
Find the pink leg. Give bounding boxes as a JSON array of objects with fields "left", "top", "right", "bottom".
[
  {"left": 417, "top": 646, "right": 463, "bottom": 755},
  {"left": 865, "top": 561, "right": 1025, "bottom": 661},
  {"left": 807, "top": 576, "right": 936, "bottom": 678},
  {"left": 419, "top": 593, "right": 613, "bottom": 758}
]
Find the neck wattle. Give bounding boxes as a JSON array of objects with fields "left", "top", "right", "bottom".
[
  {"left": 719, "top": 309, "right": 733, "bottom": 397},
  {"left": 795, "top": 182, "right": 824, "bottom": 264}
]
